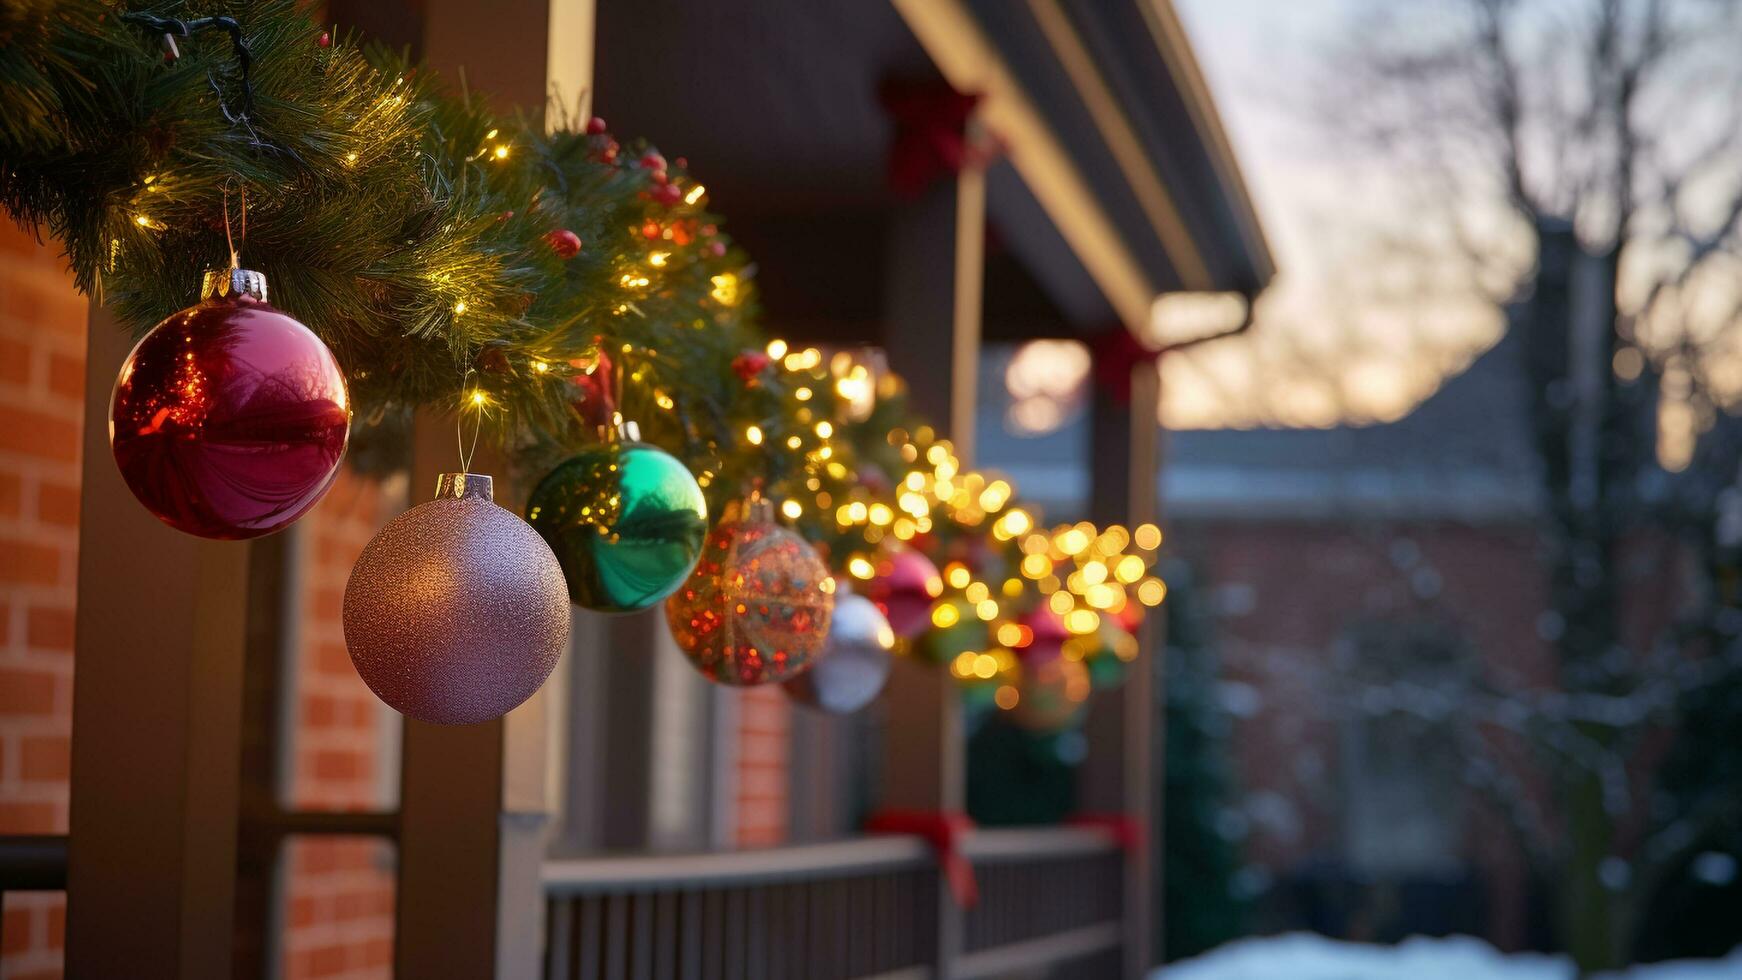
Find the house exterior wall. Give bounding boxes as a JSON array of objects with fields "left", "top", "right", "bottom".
[
  {"left": 281, "top": 469, "right": 403, "bottom": 980},
  {"left": 0, "top": 218, "right": 84, "bottom": 980},
  {"left": 1171, "top": 517, "right": 1555, "bottom": 946},
  {"left": 0, "top": 218, "right": 403, "bottom": 979}
]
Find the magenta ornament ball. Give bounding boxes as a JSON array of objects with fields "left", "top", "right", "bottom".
[{"left": 109, "top": 269, "right": 349, "bottom": 539}]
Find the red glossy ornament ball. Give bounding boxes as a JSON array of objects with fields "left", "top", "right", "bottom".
[
  {"left": 867, "top": 547, "right": 942, "bottom": 639},
  {"left": 110, "top": 269, "right": 349, "bottom": 539},
  {"left": 586, "top": 116, "right": 608, "bottom": 135},
  {"left": 545, "top": 228, "right": 582, "bottom": 259}
]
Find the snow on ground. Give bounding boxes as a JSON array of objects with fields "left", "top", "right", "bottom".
[{"left": 1154, "top": 933, "right": 1742, "bottom": 980}]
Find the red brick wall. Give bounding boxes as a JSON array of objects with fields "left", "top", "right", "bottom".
[
  {"left": 0, "top": 220, "right": 85, "bottom": 980},
  {"left": 1176, "top": 518, "right": 1554, "bottom": 945},
  {"left": 0, "top": 217, "right": 400, "bottom": 979},
  {"left": 734, "top": 686, "right": 791, "bottom": 847},
  {"left": 281, "top": 469, "right": 401, "bottom": 980}
]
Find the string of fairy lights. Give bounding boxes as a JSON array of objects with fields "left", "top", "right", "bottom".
[
  {"left": 95, "top": 26, "right": 1169, "bottom": 719},
  {"left": 693, "top": 333, "right": 1169, "bottom": 714}
]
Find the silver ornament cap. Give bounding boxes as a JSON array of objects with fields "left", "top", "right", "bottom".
[
  {"left": 202, "top": 267, "right": 269, "bottom": 303},
  {"left": 343, "top": 471, "right": 571, "bottom": 725}
]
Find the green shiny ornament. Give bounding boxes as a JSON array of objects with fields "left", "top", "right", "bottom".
[{"left": 525, "top": 441, "right": 708, "bottom": 613}]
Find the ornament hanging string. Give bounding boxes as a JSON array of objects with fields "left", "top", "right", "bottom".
[
  {"left": 458, "top": 367, "right": 484, "bottom": 474},
  {"left": 221, "top": 180, "right": 248, "bottom": 270}
]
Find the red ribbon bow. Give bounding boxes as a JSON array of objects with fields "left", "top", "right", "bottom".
[
  {"left": 879, "top": 79, "right": 999, "bottom": 199},
  {"left": 865, "top": 808, "right": 979, "bottom": 906},
  {"left": 1066, "top": 812, "right": 1147, "bottom": 855},
  {"left": 1089, "top": 328, "right": 1162, "bottom": 406}
]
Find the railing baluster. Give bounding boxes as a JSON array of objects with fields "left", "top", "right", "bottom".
[
  {"left": 653, "top": 889, "right": 678, "bottom": 979},
  {"left": 631, "top": 892, "right": 654, "bottom": 980},
  {"left": 723, "top": 887, "right": 747, "bottom": 980},
  {"left": 547, "top": 897, "right": 573, "bottom": 980},
  {"left": 701, "top": 888, "right": 725, "bottom": 980},
  {"left": 578, "top": 896, "right": 603, "bottom": 980},
  {"left": 746, "top": 880, "right": 767, "bottom": 978},
  {"left": 679, "top": 889, "right": 702, "bottom": 980},
  {"left": 604, "top": 893, "right": 630, "bottom": 980}
]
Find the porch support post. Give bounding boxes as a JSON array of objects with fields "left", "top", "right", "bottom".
[
  {"left": 877, "top": 161, "right": 986, "bottom": 975},
  {"left": 393, "top": 2, "right": 594, "bottom": 975},
  {"left": 65, "top": 307, "right": 250, "bottom": 977},
  {"left": 1083, "top": 358, "right": 1161, "bottom": 977},
  {"left": 394, "top": 416, "right": 551, "bottom": 980}
]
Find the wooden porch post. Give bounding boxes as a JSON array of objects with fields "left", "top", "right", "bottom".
[
  {"left": 1083, "top": 359, "right": 1161, "bottom": 977},
  {"left": 65, "top": 308, "right": 251, "bottom": 977},
  {"left": 393, "top": 1, "right": 594, "bottom": 976},
  {"left": 878, "top": 161, "right": 986, "bottom": 976}
]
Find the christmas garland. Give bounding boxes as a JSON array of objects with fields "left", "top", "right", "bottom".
[{"left": 0, "top": 0, "right": 1164, "bottom": 723}]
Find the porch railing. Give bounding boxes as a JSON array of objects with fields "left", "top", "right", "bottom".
[
  {"left": 541, "top": 826, "right": 1126, "bottom": 980},
  {"left": 0, "top": 834, "right": 69, "bottom": 953}
]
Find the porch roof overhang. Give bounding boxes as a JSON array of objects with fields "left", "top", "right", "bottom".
[
  {"left": 898, "top": 0, "right": 1274, "bottom": 333},
  {"left": 592, "top": 0, "right": 1270, "bottom": 341}
]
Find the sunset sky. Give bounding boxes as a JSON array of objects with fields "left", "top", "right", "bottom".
[{"left": 1165, "top": 0, "right": 1505, "bottom": 431}]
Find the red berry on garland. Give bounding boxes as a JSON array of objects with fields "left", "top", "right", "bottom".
[
  {"left": 586, "top": 116, "right": 608, "bottom": 135},
  {"left": 317, "top": 30, "right": 331, "bottom": 47},
  {"left": 654, "top": 184, "right": 684, "bottom": 207},
  {"left": 650, "top": 168, "right": 669, "bottom": 185},
  {"left": 675, "top": 156, "right": 688, "bottom": 169},
  {"left": 641, "top": 220, "right": 662, "bottom": 240},
  {"left": 110, "top": 268, "right": 349, "bottom": 539},
  {"left": 731, "top": 351, "right": 770, "bottom": 384},
  {"left": 545, "top": 228, "right": 582, "bottom": 258},
  {"left": 477, "top": 346, "right": 510, "bottom": 375},
  {"left": 639, "top": 152, "right": 666, "bottom": 171}
]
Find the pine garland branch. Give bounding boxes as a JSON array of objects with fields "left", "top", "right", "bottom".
[{"left": 0, "top": 0, "right": 1169, "bottom": 681}]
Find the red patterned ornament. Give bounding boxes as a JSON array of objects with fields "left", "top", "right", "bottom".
[
  {"left": 110, "top": 268, "right": 349, "bottom": 539},
  {"left": 666, "top": 498, "right": 834, "bottom": 685}
]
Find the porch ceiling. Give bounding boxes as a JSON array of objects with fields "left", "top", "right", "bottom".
[{"left": 592, "top": 0, "right": 1271, "bottom": 342}]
